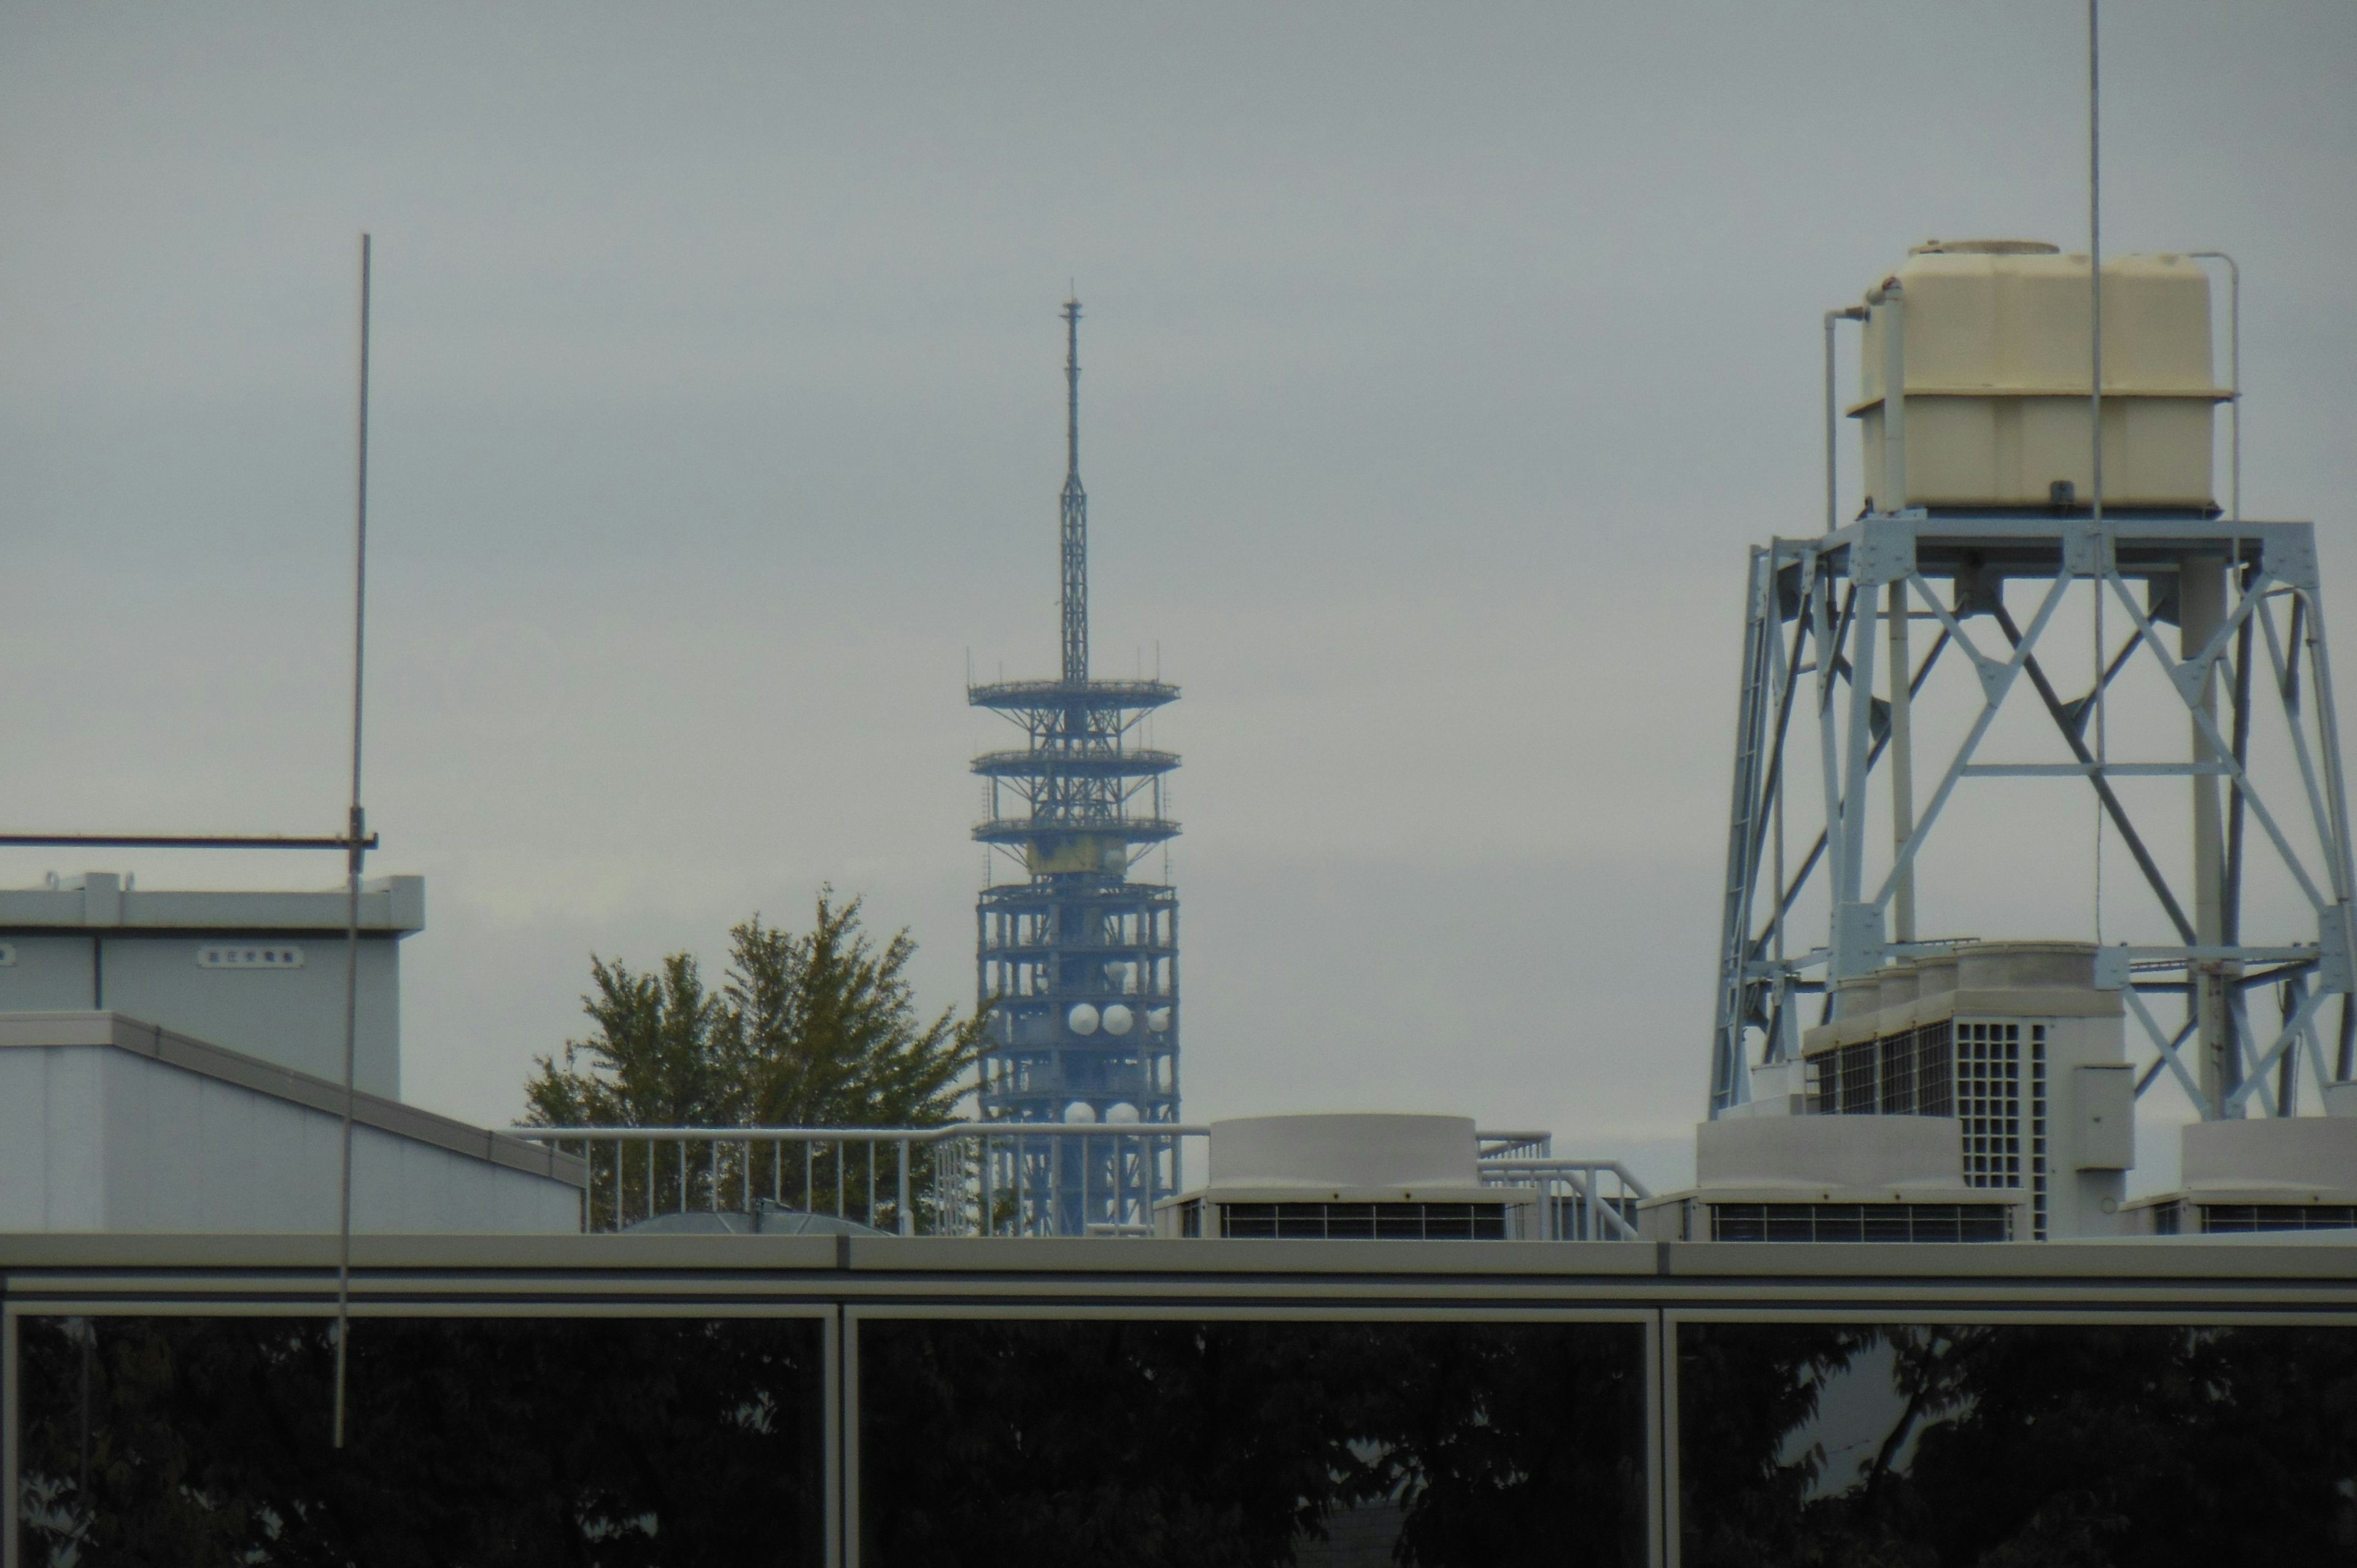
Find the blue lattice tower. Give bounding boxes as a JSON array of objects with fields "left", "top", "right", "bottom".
[{"left": 969, "top": 298, "right": 1182, "bottom": 1235}]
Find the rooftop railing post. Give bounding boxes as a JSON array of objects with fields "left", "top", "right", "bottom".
[
  {"left": 897, "top": 1140, "right": 912, "bottom": 1236},
  {"left": 982, "top": 1135, "right": 996, "bottom": 1237}
]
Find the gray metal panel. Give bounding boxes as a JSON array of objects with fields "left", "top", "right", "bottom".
[
  {"left": 0, "top": 938, "right": 100, "bottom": 1011},
  {"left": 86, "top": 935, "right": 401, "bottom": 1095}
]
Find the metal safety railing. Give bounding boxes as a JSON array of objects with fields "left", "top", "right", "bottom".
[
  {"left": 506, "top": 1124, "right": 1651, "bottom": 1240},
  {"left": 505, "top": 1124, "right": 1207, "bottom": 1237},
  {"left": 1480, "top": 1160, "right": 1654, "bottom": 1241}
]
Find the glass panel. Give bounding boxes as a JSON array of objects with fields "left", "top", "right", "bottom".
[
  {"left": 860, "top": 1318, "right": 1646, "bottom": 1566},
  {"left": 16, "top": 1315, "right": 824, "bottom": 1565},
  {"left": 1914, "top": 1023, "right": 1953, "bottom": 1117},
  {"left": 1878, "top": 1037, "right": 1916, "bottom": 1114},
  {"left": 1838, "top": 1041, "right": 1879, "bottom": 1114},
  {"left": 1956, "top": 1022, "right": 2022, "bottom": 1189},
  {"left": 1679, "top": 1321, "right": 2357, "bottom": 1562},
  {"left": 1805, "top": 1054, "right": 1832, "bottom": 1114}
]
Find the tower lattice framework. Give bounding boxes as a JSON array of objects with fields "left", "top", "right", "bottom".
[{"left": 969, "top": 298, "right": 1182, "bottom": 1235}]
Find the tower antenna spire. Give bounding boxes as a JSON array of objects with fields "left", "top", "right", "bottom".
[{"left": 1060, "top": 295, "right": 1088, "bottom": 683}]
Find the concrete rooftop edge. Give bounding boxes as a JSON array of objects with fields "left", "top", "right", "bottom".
[
  {"left": 0, "top": 875, "right": 424, "bottom": 934},
  {"left": 2, "top": 1231, "right": 2355, "bottom": 1288}
]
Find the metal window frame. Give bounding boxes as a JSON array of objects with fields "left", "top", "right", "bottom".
[
  {"left": 0, "top": 1289, "right": 841, "bottom": 1568},
  {"left": 1658, "top": 1300, "right": 2357, "bottom": 1568},
  {"left": 10, "top": 1234, "right": 2357, "bottom": 1568}
]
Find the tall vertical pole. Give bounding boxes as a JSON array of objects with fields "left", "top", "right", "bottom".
[
  {"left": 1059, "top": 298, "right": 1088, "bottom": 686},
  {"left": 332, "top": 233, "right": 373, "bottom": 1446},
  {"left": 1877, "top": 282, "right": 1911, "bottom": 958},
  {"left": 1888, "top": 581, "right": 1916, "bottom": 944},
  {"left": 2088, "top": 0, "right": 2103, "bottom": 539},
  {"left": 1836, "top": 574, "right": 1881, "bottom": 997},
  {"left": 2188, "top": 550, "right": 2230, "bottom": 1106}
]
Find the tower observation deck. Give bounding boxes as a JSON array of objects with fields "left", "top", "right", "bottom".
[{"left": 969, "top": 299, "right": 1181, "bottom": 1234}]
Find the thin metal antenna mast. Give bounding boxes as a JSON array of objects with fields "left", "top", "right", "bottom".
[
  {"left": 331, "top": 232, "right": 373, "bottom": 1449},
  {"left": 2089, "top": 0, "right": 2107, "bottom": 943},
  {"left": 2088, "top": 0, "right": 2103, "bottom": 536},
  {"left": 1059, "top": 297, "right": 1088, "bottom": 684}
]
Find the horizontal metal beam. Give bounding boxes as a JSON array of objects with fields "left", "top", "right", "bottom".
[
  {"left": 511, "top": 1123, "right": 1211, "bottom": 1143},
  {"left": 972, "top": 747, "right": 1180, "bottom": 779},
  {"left": 973, "top": 816, "right": 1179, "bottom": 845},
  {"left": 1960, "top": 762, "right": 2234, "bottom": 778},
  {"left": 0, "top": 832, "right": 379, "bottom": 851}
]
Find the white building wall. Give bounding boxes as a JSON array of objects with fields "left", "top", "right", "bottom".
[{"left": 0, "top": 1047, "right": 106, "bottom": 1228}]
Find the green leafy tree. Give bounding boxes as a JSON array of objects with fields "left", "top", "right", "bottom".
[
  {"left": 724, "top": 892, "right": 984, "bottom": 1128},
  {"left": 525, "top": 889, "right": 984, "bottom": 1131},
  {"left": 523, "top": 952, "right": 733, "bottom": 1128},
  {"left": 523, "top": 889, "right": 988, "bottom": 1226}
]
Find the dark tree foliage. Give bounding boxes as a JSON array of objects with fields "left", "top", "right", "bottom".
[
  {"left": 1680, "top": 1322, "right": 2357, "bottom": 1567},
  {"left": 858, "top": 1318, "right": 1647, "bottom": 1567},
  {"left": 17, "top": 1315, "right": 824, "bottom": 1567},
  {"left": 525, "top": 887, "right": 988, "bottom": 1130}
]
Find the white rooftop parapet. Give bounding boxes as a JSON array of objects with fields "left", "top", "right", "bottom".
[
  {"left": 0, "top": 1011, "right": 582, "bottom": 1234},
  {"left": 1695, "top": 1114, "right": 1975, "bottom": 1200},
  {"left": 2180, "top": 1118, "right": 2357, "bottom": 1203}
]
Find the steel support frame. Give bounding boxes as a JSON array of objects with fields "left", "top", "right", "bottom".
[{"left": 1712, "top": 514, "right": 2357, "bottom": 1122}]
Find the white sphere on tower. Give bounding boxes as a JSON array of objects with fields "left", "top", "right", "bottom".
[
  {"left": 1064, "top": 1100, "right": 1098, "bottom": 1124},
  {"left": 1101, "top": 1004, "right": 1134, "bottom": 1037},
  {"left": 1066, "top": 1003, "right": 1101, "bottom": 1035}
]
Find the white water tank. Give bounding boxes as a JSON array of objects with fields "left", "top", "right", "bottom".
[
  {"left": 1855, "top": 241, "right": 2224, "bottom": 512},
  {"left": 1101, "top": 1003, "right": 1134, "bottom": 1037},
  {"left": 1146, "top": 1007, "right": 1172, "bottom": 1033},
  {"left": 1064, "top": 1100, "right": 1097, "bottom": 1124},
  {"left": 1066, "top": 1003, "right": 1100, "bottom": 1036}
]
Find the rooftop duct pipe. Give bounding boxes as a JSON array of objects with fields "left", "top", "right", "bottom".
[
  {"left": 1867, "top": 278, "right": 1906, "bottom": 515},
  {"left": 1823, "top": 307, "right": 1867, "bottom": 533}
]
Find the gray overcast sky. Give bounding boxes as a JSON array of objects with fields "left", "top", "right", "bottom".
[{"left": 2, "top": 2, "right": 2352, "bottom": 1189}]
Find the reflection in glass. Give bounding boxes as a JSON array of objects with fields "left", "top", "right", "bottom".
[
  {"left": 17, "top": 1315, "right": 824, "bottom": 1566},
  {"left": 859, "top": 1318, "right": 1645, "bottom": 1567},
  {"left": 1679, "top": 1321, "right": 2357, "bottom": 1564}
]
